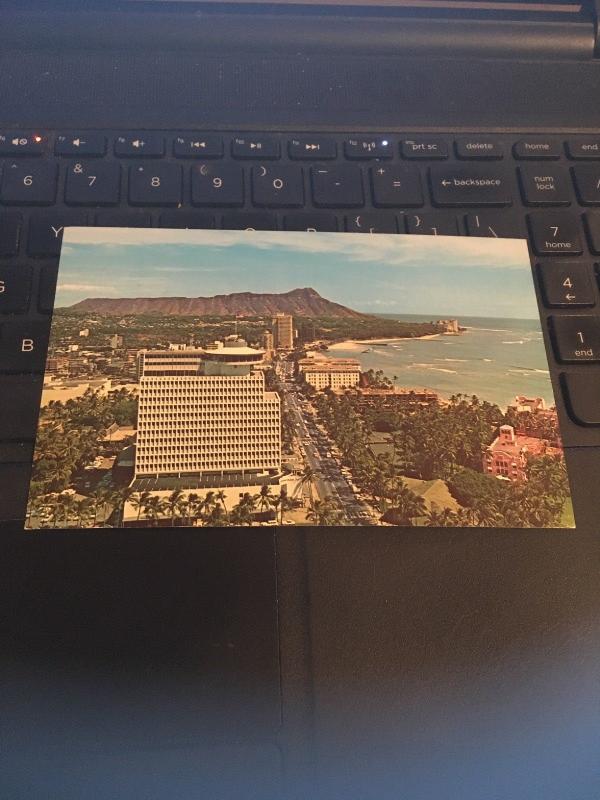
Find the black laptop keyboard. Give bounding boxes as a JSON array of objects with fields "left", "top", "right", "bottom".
[{"left": 1, "top": 129, "right": 600, "bottom": 522}]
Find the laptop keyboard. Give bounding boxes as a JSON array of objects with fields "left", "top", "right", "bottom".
[{"left": 1, "top": 129, "right": 600, "bottom": 521}]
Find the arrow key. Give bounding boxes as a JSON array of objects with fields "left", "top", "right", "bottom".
[
  {"left": 173, "top": 135, "right": 223, "bottom": 158},
  {"left": 537, "top": 261, "right": 595, "bottom": 308}
]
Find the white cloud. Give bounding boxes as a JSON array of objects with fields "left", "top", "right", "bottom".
[
  {"left": 59, "top": 283, "right": 115, "bottom": 292},
  {"left": 62, "top": 227, "right": 530, "bottom": 271}
]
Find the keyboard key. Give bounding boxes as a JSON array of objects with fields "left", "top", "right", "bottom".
[
  {"left": 251, "top": 165, "right": 304, "bottom": 207},
  {"left": 528, "top": 213, "right": 583, "bottom": 256},
  {"left": 65, "top": 161, "right": 121, "bottom": 205},
  {"left": 221, "top": 213, "right": 278, "bottom": 230},
  {"left": 173, "top": 135, "right": 223, "bottom": 158},
  {"left": 455, "top": 139, "right": 503, "bottom": 160},
  {"left": 344, "top": 137, "right": 392, "bottom": 159},
  {"left": 551, "top": 315, "right": 600, "bottom": 362},
  {"left": 232, "top": 136, "right": 279, "bottom": 159},
  {"left": 584, "top": 212, "right": 600, "bottom": 253},
  {"left": 370, "top": 165, "right": 423, "bottom": 207},
  {"left": 0, "top": 374, "right": 43, "bottom": 438},
  {"left": 311, "top": 166, "right": 363, "bottom": 207},
  {"left": 288, "top": 137, "right": 337, "bottom": 160},
  {"left": 465, "top": 212, "right": 521, "bottom": 238},
  {"left": 95, "top": 211, "right": 151, "bottom": 227},
  {"left": 401, "top": 138, "right": 448, "bottom": 159},
  {"left": 0, "top": 267, "right": 32, "bottom": 313},
  {"left": 55, "top": 133, "right": 106, "bottom": 157},
  {"left": 518, "top": 166, "right": 571, "bottom": 206},
  {"left": 571, "top": 165, "right": 600, "bottom": 205},
  {"left": 38, "top": 267, "right": 57, "bottom": 313},
  {"left": 345, "top": 213, "right": 398, "bottom": 233},
  {"left": 0, "top": 212, "right": 22, "bottom": 256},
  {"left": 192, "top": 163, "right": 244, "bottom": 207},
  {"left": 128, "top": 164, "right": 182, "bottom": 206},
  {"left": 27, "top": 211, "right": 87, "bottom": 257},
  {"left": 284, "top": 213, "right": 338, "bottom": 232},
  {"left": 159, "top": 211, "right": 215, "bottom": 228},
  {"left": 561, "top": 372, "right": 600, "bottom": 425},
  {"left": 566, "top": 138, "right": 600, "bottom": 160},
  {"left": 429, "top": 166, "right": 512, "bottom": 207},
  {"left": 114, "top": 134, "right": 164, "bottom": 158},
  {"left": 0, "top": 132, "right": 46, "bottom": 156},
  {"left": 0, "top": 320, "right": 50, "bottom": 372},
  {"left": 537, "top": 262, "right": 595, "bottom": 307},
  {"left": 405, "top": 213, "right": 458, "bottom": 235},
  {"left": 1, "top": 162, "right": 57, "bottom": 206},
  {"left": 513, "top": 139, "right": 561, "bottom": 160},
  {"left": 0, "top": 463, "right": 30, "bottom": 522}
]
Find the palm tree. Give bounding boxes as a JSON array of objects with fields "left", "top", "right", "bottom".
[
  {"left": 143, "top": 495, "right": 166, "bottom": 527},
  {"left": 258, "top": 485, "right": 274, "bottom": 515},
  {"left": 204, "top": 503, "right": 229, "bottom": 527},
  {"left": 425, "top": 507, "right": 459, "bottom": 527},
  {"left": 278, "top": 491, "right": 294, "bottom": 525},
  {"left": 215, "top": 489, "right": 228, "bottom": 516},
  {"left": 385, "top": 482, "right": 427, "bottom": 526},
  {"left": 230, "top": 493, "right": 256, "bottom": 526},
  {"left": 270, "top": 494, "right": 281, "bottom": 523},
  {"left": 186, "top": 493, "right": 202, "bottom": 525},
  {"left": 164, "top": 490, "right": 183, "bottom": 526},
  {"left": 307, "top": 496, "right": 343, "bottom": 526},
  {"left": 293, "top": 465, "right": 321, "bottom": 507},
  {"left": 114, "top": 486, "right": 136, "bottom": 528},
  {"left": 201, "top": 491, "right": 217, "bottom": 521},
  {"left": 130, "top": 490, "right": 151, "bottom": 523}
]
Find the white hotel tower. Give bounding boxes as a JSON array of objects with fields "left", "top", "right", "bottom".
[{"left": 135, "top": 338, "right": 281, "bottom": 480}]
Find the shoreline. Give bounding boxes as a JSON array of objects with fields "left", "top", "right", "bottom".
[{"left": 327, "top": 334, "right": 441, "bottom": 351}]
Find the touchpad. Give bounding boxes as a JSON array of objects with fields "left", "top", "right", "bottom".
[{"left": 0, "top": 529, "right": 281, "bottom": 751}]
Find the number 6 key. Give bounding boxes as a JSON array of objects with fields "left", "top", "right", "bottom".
[
  {"left": 1, "top": 161, "right": 57, "bottom": 205},
  {"left": 65, "top": 161, "right": 121, "bottom": 205}
]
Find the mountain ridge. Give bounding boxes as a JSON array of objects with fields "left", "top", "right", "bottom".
[{"left": 67, "top": 287, "right": 365, "bottom": 318}]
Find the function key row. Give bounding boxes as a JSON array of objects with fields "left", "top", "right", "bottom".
[{"left": 5, "top": 132, "right": 600, "bottom": 160}]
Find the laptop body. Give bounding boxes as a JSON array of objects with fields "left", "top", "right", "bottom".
[{"left": 1, "top": 0, "right": 600, "bottom": 797}]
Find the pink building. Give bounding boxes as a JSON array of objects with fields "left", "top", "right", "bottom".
[{"left": 483, "top": 424, "right": 561, "bottom": 482}]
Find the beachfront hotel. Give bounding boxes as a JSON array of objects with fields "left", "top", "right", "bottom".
[
  {"left": 297, "top": 354, "right": 361, "bottom": 390},
  {"left": 483, "top": 424, "right": 562, "bottom": 482},
  {"left": 135, "top": 338, "right": 281, "bottom": 479}
]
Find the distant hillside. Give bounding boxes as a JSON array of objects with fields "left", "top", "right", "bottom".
[{"left": 67, "top": 287, "right": 365, "bottom": 318}]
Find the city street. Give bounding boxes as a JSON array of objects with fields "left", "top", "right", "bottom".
[{"left": 278, "top": 362, "right": 376, "bottom": 526}]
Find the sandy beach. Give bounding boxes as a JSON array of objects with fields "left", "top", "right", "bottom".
[{"left": 327, "top": 334, "right": 441, "bottom": 351}]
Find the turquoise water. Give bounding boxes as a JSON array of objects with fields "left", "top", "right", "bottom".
[{"left": 330, "top": 315, "right": 554, "bottom": 410}]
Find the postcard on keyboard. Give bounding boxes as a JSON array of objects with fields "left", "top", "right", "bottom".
[{"left": 25, "top": 228, "right": 575, "bottom": 529}]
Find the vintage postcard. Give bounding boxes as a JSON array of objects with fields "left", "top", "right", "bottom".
[{"left": 25, "top": 228, "right": 574, "bottom": 529}]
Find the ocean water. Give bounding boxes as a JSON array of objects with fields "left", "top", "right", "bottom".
[{"left": 330, "top": 315, "right": 554, "bottom": 410}]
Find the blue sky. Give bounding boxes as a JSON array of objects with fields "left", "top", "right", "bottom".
[{"left": 57, "top": 228, "right": 536, "bottom": 319}]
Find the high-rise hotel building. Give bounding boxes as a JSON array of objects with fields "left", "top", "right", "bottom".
[
  {"left": 135, "top": 339, "right": 281, "bottom": 479},
  {"left": 272, "top": 313, "right": 294, "bottom": 350}
]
